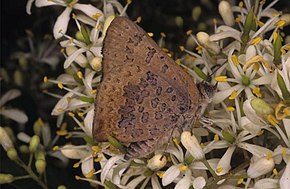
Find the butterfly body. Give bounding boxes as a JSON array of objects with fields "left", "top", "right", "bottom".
[{"left": 93, "top": 17, "right": 210, "bottom": 159}]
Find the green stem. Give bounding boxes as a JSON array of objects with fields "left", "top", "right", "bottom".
[
  {"left": 13, "top": 175, "right": 31, "bottom": 181},
  {"left": 15, "top": 159, "right": 48, "bottom": 189},
  {"left": 201, "top": 158, "right": 218, "bottom": 177}
]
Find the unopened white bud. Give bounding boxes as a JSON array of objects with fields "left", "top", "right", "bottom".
[
  {"left": 147, "top": 154, "right": 167, "bottom": 171},
  {"left": 181, "top": 131, "right": 204, "bottom": 160},
  {"left": 218, "top": 1, "right": 235, "bottom": 26}
]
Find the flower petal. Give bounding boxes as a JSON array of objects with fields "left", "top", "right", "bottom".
[
  {"left": 162, "top": 165, "right": 180, "bottom": 186},
  {"left": 0, "top": 109, "right": 28, "bottom": 124},
  {"left": 0, "top": 89, "right": 21, "bottom": 107},
  {"left": 53, "top": 7, "right": 72, "bottom": 39},
  {"left": 73, "top": 4, "right": 104, "bottom": 22}
]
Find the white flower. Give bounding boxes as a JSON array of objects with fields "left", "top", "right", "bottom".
[
  {"left": 0, "top": 89, "right": 28, "bottom": 124},
  {"left": 253, "top": 178, "right": 279, "bottom": 189},
  {"left": 181, "top": 131, "right": 205, "bottom": 160},
  {"left": 247, "top": 156, "right": 275, "bottom": 178}
]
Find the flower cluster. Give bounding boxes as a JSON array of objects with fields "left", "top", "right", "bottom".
[{"left": 2, "top": 0, "right": 287, "bottom": 188}]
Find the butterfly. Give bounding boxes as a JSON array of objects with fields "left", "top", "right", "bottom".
[{"left": 93, "top": 16, "right": 215, "bottom": 159}]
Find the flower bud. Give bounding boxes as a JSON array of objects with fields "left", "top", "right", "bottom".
[
  {"left": 218, "top": 1, "right": 235, "bottom": 26},
  {"left": 243, "top": 98, "right": 274, "bottom": 125},
  {"left": 57, "top": 185, "right": 67, "bottom": 189},
  {"left": 7, "top": 147, "right": 18, "bottom": 161},
  {"left": 89, "top": 56, "right": 102, "bottom": 72},
  {"left": 29, "top": 135, "right": 40, "bottom": 153},
  {"left": 147, "top": 154, "right": 167, "bottom": 171},
  {"left": 0, "top": 174, "right": 14, "bottom": 184},
  {"left": 35, "top": 150, "right": 45, "bottom": 160},
  {"left": 19, "top": 145, "right": 29, "bottom": 154},
  {"left": 192, "top": 6, "right": 201, "bottom": 21},
  {"left": 196, "top": 32, "right": 221, "bottom": 55},
  {"left": 0, "top": 127, "right": 14, "bottom": 151},
  {"left": 175, "top": 16, "right": 183, "bottom": 28},
  {"left": 33, "top": 118, "right": 44, "bottom": 136},
  {"left": 35, "top": 159, "right": 46, "bottom": 174},
  {"left": 247, "top": 156, "right": 275, "bottom": 178},
  {"left": 181, "top": 131, "right": 204, "bottom": 160}
]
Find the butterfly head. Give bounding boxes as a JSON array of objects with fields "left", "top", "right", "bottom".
[{"left": 195, "top": 81, "right": 217, "bottom": 116}]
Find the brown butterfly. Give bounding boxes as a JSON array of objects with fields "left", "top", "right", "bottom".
[{"left": 93, "top": 16, "right": 215, "bottom": 159}]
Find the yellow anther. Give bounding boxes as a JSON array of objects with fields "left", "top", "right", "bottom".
[
  {"left": 266, "top": 152, "right": 273, "bottom": 160},
  {"left": 238, "top": 1, "right": 243, "bottom": 7},
  {"left": 179, "top": 165, "right": 188, "bottom": 171},
  {"left": 43, "top": 76, "right": 48, "bottom": 83},
  {"left": 75, "top": 175, "right": 81, "bottom": 180},
  {"left": 92, "top": 13, "right": 102, "bottom": 20},
  {"left": 215, "top": 76, "right": 227, "bottom": 82},
  {"left": 212, "top": 18, "right": 217, "bottom": 25},
  {"left": 175, "top": 59, "right": 181, "bottom": 65},
  {"left": 179, "top": 46, "right": 185, "bottom": 52},
  {"left": 94, "top": 156, "right": 103, "bottom": 162},
  {"left": 243, "top": 55, "right": 272, "bottom": 71},
  {"left": 186, "top": 30, "right": 192, "bottom": 35},
  {"left": 173, "top": 138, "right": 179, "bottom": 145},
  {"left": 57, "top": 108, "right": 64, "bottom": 113},
  {"left": 257, "top": 20, "right": 264, "bottom": 27},
  {"left": 282, "top": 147, "right": 287, "bottom": 157},
  {"left": 160, "top": 32, "right": 166, "bottom": 38},
  {"left": 52, "top": 146, "right": 59, "bottom": 151},
  {"left": 253, "top": 62, "right": 260, "bottom": 71},
  {"left": 216, "top": 167, "right": 223, "bottom": 173},
  {"left": 252, "top": 87, "right": 262, "bottom": 98},
  {"left": 235, "top": 16, "right": 242, "bottom": 23},
  {"left": 167, "top": 53, "right": 172, "bottom": 57},
  {"left": 214, "top": 134, "right": 219, "bottom": 141},
  {"left": 156, "top": 171, "right": 164, "bottom": 178},
  {"left": 276, "top": 20, "right": 286, "bottom": 28},
  {"left": 91, "top": 146, "right": 101, "bottom": 152},
  {"left": 231, "top": 54, "right": 239, "bottom": 66},
  {"left": 77, "top": 71, "right": 83, "bottom": 79},
  {"left": 273, "top": 31, "right": 278, "bottom": 42},
  {"left": 85, "top": 168, "right": 95, "bottom": 178},
  {"left": 77, "top": 112, "right": 84, "bottom": 117},
  {"left": 251, "top": 36, "right": 262, "bottom": 45},
  {"left": 196, "top": 45, "right": 202, "bottom": 54},
  {"left": 227, "top": 106, "right": 235, "bottom": 112},
  {"left": 136, "top": 16, "right": 142, "bottom": 23},
  {"left": 57, "top": 83, "right": 64, "bottom": 89},
  {"left": 68, "top": 112, "right": 75, "bottom": 117},
  {"left": 162, "top": 48, "right": 169, "bottom": 53},
  {"left": 147, "top": 32, "right": 154, "bottom": 37},
  {"left": 229, "top": 90, "right": 238, "bottom": 100},
  {"left": 273, "top": 168, "right": 278, "bottom": 176},
  {"left": 65, "top": 133, "right": 73, "bottom": 139},
  {"left": 267, "top": 114, "right": 279, "bottom": 126},
  {"left": 127, "top": 0, "right": 132, "bottom": 5},
  {"left": 56, "top": 130, "right": 68, "bottom": 136},
  {"left": 73, "top": 162, "right": 80, "bottom": 168},
  {"left": 237, "top": 178, "right": 244, "bottom": 185}
]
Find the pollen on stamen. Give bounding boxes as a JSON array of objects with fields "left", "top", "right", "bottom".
[
  {"left": 57, "top": 108, "right": 64, "bottom": 113},
  {"left": 43, "top": 76, "right": 48, "bottom": 83},
  {"left": 214, "top": 134, "right": 219, "bottom": 141},
  {"left": 273, "top": 168, "right": 278, "bottom": 176},
  {"left": 57, "top": 83, "right": 64, "bottom": 89},
  {"left": 276, "top": 20, "right": 286, "bottom": 28},
  {"left": 175, "top": 59, "right": 181, "bottom": 65},
  {"left": 179, "top": 46, "right": 185, "bottom": 52},
  {"left": 146, "top": 32, "right": 153, "bottom": 37},
  {"left": 173, "top": 138, "right": 179, "bottom": 145},
  {"left": 85, "top": 168, "right": 95, "bottom": 178},
  {"left": 127, "top": 0, "right": 132, "bottom": 5},
  {"left": 231, "top": 54, "right": 239, "bottom": 66},
  {"left": 136, "top": 16, "right": 142, "bottom": 23},
  {"left": 52, "top": 146, "right": 59, "bottom": 151},
  {"left": 160, "top": 32, "right": 166, "bottom": 38},
  {"left": 91, "top": 146, "right": 101, "bottom": 152},
  {"left": 77, "top": 71, "right": 83, "bottom": 79},
  {"left": 282, "top": 147, "right": 287, "bottom": 157},
  {"left": 162, "top": 48, "right": 169, "bottom": 53},
  {"left": 196, "top": 45, "right": 202, "bottom": 54},
  {"left": 216, "top": 167, "right": 223, "bottom": 173},
  {"left": 94, "top": 156, "right": 103, "bottom": 162},
  {"left": 250, "top": 36, "right": 262, "bottom": 45},
  {"left": 229, "top": 90, "right": 238, "bottom": 100},
  {"left": 267, "top": 114, "right": 279, "bottom": 126},
  {"left": 92, "top": 13, "right": 102, "bottom": 20},
  {"left": 179, "top": 165, "right": 188, "bottom": 171},
  {"left": 73, "top": 162, "right": 80, "bottom": 168},
  {"left": 77, "top": 112, "right": 84, "bottom": 117},
  {"left": 186, "top": 30, "right": 192, "bottom": 35},
  {"left": 215, "top": 76, "right": 227, "bottom": 82},
  {"left": 235, "top": 16, "right": 242, "bottom": 23},
  {"left": 75, "top": 175, "right": 81, "bottom": 180},
  {"left": 68, "top": 112, "right": 75, "bottom": 117},
  {"left": 237, "top": 178, "right": 244, "bottom": 185},
  {"left": 252, "top": 87, "right": 262, "bottom": 98},
  {"left": 156, "top": 171, "right": 164, "bottom": 178},
  {"left": 227, "top": 106, "right": 235, "bottom": 112},
  {"left": 56, "top": 130, "right": 68, "bottom": 136},
  {"left": 266, "top": 152, "right": 273, "bottom": 160},
  {"left": 238, "top": 1, "right": 243, "bottom": 7},
  {"left": 257, "top": 20, "right": 264, "bottom": 27}
]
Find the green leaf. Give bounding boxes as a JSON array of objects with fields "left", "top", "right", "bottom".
[
  {"left": 192, "top": 65, "right": 208, "bottom": 80},
  {"left": 277, "top": 72, "right": 290, "bottom": 101},
  {"left": 108, "top": 135, "right": 127, "bottom": 154},
  {"left": 80, "top": 25, "right": 91, "bottom": 45},
  {"left": 241, "top": 8, "right": 256, "bottom": 44}
]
